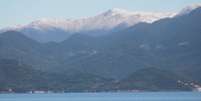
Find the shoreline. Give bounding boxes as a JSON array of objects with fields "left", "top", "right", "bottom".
[{"left": 0, "top": 90, "right": 200, "bottom": 94}]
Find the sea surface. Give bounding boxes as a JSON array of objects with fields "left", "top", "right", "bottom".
[{"left": 0, "top": 92, "right": 201, "bottom": 101}]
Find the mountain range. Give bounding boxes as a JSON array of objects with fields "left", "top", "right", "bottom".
[
  {"left": 1, "top": 8, "right": 176, "bottom": 43},
  {"left": 0, "top": 5, "right": 201, "bottom": 92}
]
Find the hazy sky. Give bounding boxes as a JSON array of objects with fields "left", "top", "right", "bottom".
[{"left": 0, "top": 0, "right": 201, "bottom": 28}]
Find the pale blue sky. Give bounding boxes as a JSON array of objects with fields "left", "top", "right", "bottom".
[{"left": 0, "top": 0, "right": 201, "bottom": 28}]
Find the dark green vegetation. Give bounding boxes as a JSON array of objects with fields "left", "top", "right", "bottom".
[
  {"left": 0, "top": 7, "right": 201, "bottom": 92},
  {"left": 117, "top": 68, "right": 193, "bottom": 91},
  {"left": 0, "top": 59, "right": 112, "bottom": 92}
]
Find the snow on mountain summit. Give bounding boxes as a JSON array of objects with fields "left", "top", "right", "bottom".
[
  {"left": 9, "top": 3, "right": 201, "bottom": 34},
  {"left": 1, "top": 4, "right": 200, "bottom": 35},
  {"left": 178, "top": 3, "right": 201, "bottom": 16},
  {"left": 0, "top": 8, "right": 176, "bottom": 42},
  {"left": 0, "top": 4, "right": 200, "bottom": 43},
  {"left": 102, "top": 8, "right": 135, "bottom": 16},
  {"left": 18, "top": 8, "right": 175, "bottom": 33}
]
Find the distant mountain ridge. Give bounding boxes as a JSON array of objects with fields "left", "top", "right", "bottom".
[
  {"left": 0, "top": 8, "right": 176, "bottom": 42},
  {"left": 2, "top": 4, "right": 201, "bottom": 43}
]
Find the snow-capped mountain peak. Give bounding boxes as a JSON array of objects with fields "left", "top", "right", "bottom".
[
  {"left": 103, "top": 8, "right": 134, "bottom": 16},
  {"left": 0, "top": 8, "right": 176, "bottom": 42},
  {"left": 21, "top": 8, "right": 175, "bottom": 32},
  {"left": 87, "top": 8, "right": 175, "bottom": 29},
  {"left": 178, "top": 3, "right": 201, "bottom": 16}
]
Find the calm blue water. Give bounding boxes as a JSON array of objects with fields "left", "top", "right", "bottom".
[{"left": 0, "top": 92, "right": 201, "bottom": 101}]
